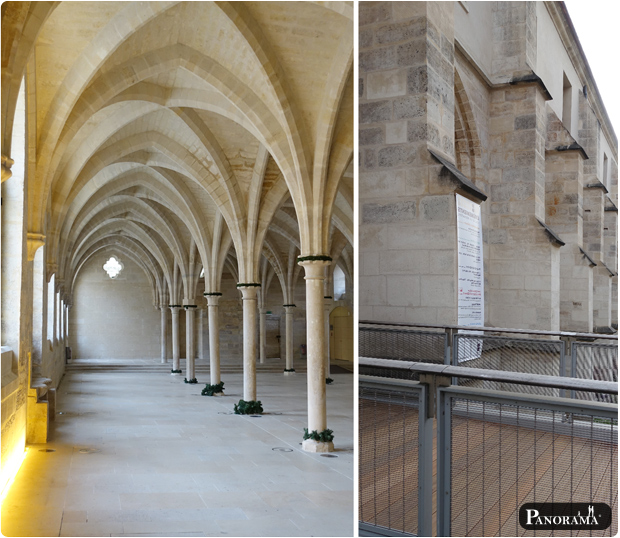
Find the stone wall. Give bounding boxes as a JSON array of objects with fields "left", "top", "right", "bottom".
[{"left": 69, "top": 254, "right": 161, "bottom": 359}]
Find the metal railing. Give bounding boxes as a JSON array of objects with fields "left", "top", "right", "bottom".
[
  {"left": 361, "top": 320, "right": 617, "bottom": 393},
  {"left": 359, "top": 358, "right": 618, "bottom": 537}
]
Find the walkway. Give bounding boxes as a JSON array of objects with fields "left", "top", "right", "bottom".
[{"left": 2, "top": 365, "right": 353, "bottom": 537}]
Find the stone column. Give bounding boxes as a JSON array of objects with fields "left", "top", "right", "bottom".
[
  {"left": 299, "top": 259, "right": 332, "bottom": 452},
  {"left": 324, "top": 296, "right": 333, "bottom": 376},
  {"left": 205, "top": 293, "right": 222, "bottom": 386},
  {"left": 239, "top": 285, "right": 259, "bottom": 401},
  {"left": 170, "top": 306, "right": 181, "bottom": 374},
  {"left": 160, "top": 306, "right": 168, "bottom": 363},
  {"left": 259, "top": 307, "right": 267, "bottom": 364},
  {"left": 185, "top": 306, "right": 196, "bottom": 381},
  {"left": 198, "top": 307, "right": 205, "bottom": 361},
  {"left": 283, "top": 305, "right": 295, "bottom": 373}
]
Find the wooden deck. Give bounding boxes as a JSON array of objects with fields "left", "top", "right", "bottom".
[{"left": 359, "top": 397, "right": 618, "bottom": 537}]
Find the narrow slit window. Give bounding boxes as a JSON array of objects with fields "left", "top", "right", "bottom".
[{"left": 562, "top": 72, "right": 572, "bottom": 131}]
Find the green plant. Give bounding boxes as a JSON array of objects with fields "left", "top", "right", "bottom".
[
  {"left": 303, "top": 428, "right": 334, "bottom": 443},
  {"left": 202, "top": 381, "right": 224, "bottom": 396},
  {"left": 234, "top": 399, "right": 263, "bottom": 414},
  {"left": 171, "top": 369, "right": 182, "bottom": 374},
  {"left": 184, "top": 378, "right": 198, "bottom": 384},
  {"left": 326, "top": 377, "right": 334, "bottom": 384},
  {"left": 284, "top": 368, "right": 296, "bottom": 372}
]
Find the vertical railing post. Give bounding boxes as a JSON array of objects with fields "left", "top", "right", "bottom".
[
  {"left": 436, "top": 387, "right": 452, "bottom": 537},
  {"left": 417, "top": 382, "right": 433, "bottom": 537}
]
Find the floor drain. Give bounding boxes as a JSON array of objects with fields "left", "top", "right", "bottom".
[
  {"left": 272, "top": 447, "right": 293, "bottom": 452},
  {"left": 321, "top": 454, "right": 338, "bottom": 458},
  {"left": 250, "top": 415, "right": 262, "bottom": 418},
  {"left": 218, "top": 412, "right": 233, "bottom": 415},
  {"left": 272, "top": 412, "right": 283, "bottom": 415},
  {"left": 39, "top": 449, "right": 56, "bottom": 452},
  {"left": 77, "top": 448, "right": 100, "bottom": 454},
  {"left": 57, "top": 412, "right": 64, "bottom": 415}
]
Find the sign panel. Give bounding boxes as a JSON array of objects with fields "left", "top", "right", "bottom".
[{"left": 456, "top": 194, "right": 484, "bottom": 362}]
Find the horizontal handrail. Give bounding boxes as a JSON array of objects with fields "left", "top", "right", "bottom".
[
  {"left": 359, "top": 357, "right": 619, "bottom": 394},
  {"left": 360, "top": 320, "right": 618, "bottom": 340}
]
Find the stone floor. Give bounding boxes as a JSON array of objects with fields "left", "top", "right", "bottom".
[{"left": 1, "top": 367, "right": 354, "bottom": 537}]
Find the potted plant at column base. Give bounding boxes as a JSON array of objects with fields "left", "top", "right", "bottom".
[
  {"left": 234, "top": 399, "right": 263, "bottom": 414},
  {"left": 170, "top": 369, "right": 182, "bottom": 375},
  {"left": 302, "top": 428, "right": 334, "bottom": 453},
  {"left": 184, "top": 378, "right": 198, "bottom": 384},
  {"left": 201, "top": 381, "right": 224, "bottom": 396}
]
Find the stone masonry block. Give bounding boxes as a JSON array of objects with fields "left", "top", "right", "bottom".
[
  {"left": 359, "top": 275, "right": 386, "bottom": 306},
  {"left": 360, "top": 169, "right": 407, "bottom": 198},
  {"left": 393, "top": 95, "right": 425, "bottom": 120},
  {"left": 362, "top": 200, "right": 416, "bottom": 224},
  {"left": 429, "top": 250, "right": 455, "bottom": 275},
  {"left": 380, "top": 249, "right": 430, "bottom": 274},
  {"left": 421, "top": 195, "right": 452, "bottom": 221},
  {"left": 360, "top": 101, "right": 392, "bottom": 124},
  {"left": 387, "top": 275, "right": 421, "bottom": 307},
  {"left": 407, "top": 120, "right": 428, "bottom": 142},
  {"left": 360, "top": 2, "right": 392, "bottom": 27},
  {"left": 396, "top": 38, "right": 426, "bottom": 67},
  {"left": 514, "top": 114, "right": 536, "bottom": 130},
  {"left": 378, "top": 145, "right": 417, "bottom": 167},
  {"left": 375, "top": 18, "right": 426, "bottom": 44},
  {"left": 420, "top": 275, "right": 455, "bottom": 308},
  {"left": 367, "top": 69, "right": 407, "bottom": 99},
  {"left": 360, "top": 47, "right": 397, "bottom": 72},
  {"left": 360, "top": 127, "right": 384, "bottom": 146},
  {"left": 360, "top": 28, "right": 374, "bottom": 49},
  {"left": 388, "top": 225, "right": 454, "bottom": 250},
  {"left": 407, "top": 65, "right": 428, "bottom": 94},
  {"left": 386, "top": 121, "right": 408, "bottom": 144}
]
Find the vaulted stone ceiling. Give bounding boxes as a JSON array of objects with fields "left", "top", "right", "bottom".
[{"left": 2, "top": 1, "right": 353, "bottom": 305}]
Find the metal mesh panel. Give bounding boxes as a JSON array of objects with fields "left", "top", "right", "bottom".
[
  {"left": 359, "top": 386, "right": 420, "bottom": 535},
  {"left": 573, "top": 343, "right": 618, "bottom": 403},
  {"left": 454, "top": 335, "right": 563, "bottom": 396},
  {"left": 360, "top": 326, "right": 447, "bottom": 380},
  {"left": 449, "top": 398, "right": 618, "bottom": 537}
]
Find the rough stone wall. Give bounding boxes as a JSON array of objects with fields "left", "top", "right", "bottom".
[
  {"left": 359, "top": 1, "right": 460, "bottom": 325},
  {"left": 69, "top": 254, "right": 161, "bottom": 359}
]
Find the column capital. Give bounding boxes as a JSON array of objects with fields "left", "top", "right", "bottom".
[
  {"left": 298, "top": 257, "right": 331, "bottom": 278},
  {"left": 239, "top": 286, "right": 259, "bottom": 300},
  {"left": 283, "top": 304, "right": 296, "bottom": 309},
  {"left": 183, "top": 305, "right": 197, "bottom": 310},
  {"left": 206, "top": 295, "right": 220, "bottom": 307},
  {"left": 236, "top": 282, "right": 261, "bottom": 288},
  {"left": 1, "top": 154, "right": 14, "bottom": 183},
  {"left": 26, "top": 233, "right": 45, "bottom": 261},
  {"left": 169, "top": 305, "right": 182, "bottom": 312}
]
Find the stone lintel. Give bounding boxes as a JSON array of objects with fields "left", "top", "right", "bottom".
[
  {"left": 509, "top": 73, "right": 553, "bottom": 101},
  {"left": 429, "top": 149, "right": 487, "bottom": 202},
  {"left": 536, "top": 219, "right": 565, "bottom": 246},
  {"left": 554, "top": 142, "right": 589, "bottom": 160},
  {"left": 578, "top": 247, "right": 597, "bottom": 267},
  {"left": 585, "top": 182, "right": 609, "bottom": 193}
]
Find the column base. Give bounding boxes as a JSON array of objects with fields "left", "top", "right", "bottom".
[
  {"left": 302, "top": 439, "right": 334, "bottom": 453},
  {"left": 284, "top": 370, "right": 296, "bottom": 376}
]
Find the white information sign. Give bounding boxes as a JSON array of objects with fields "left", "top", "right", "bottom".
[{"left": 456, "top": 194, "right": 484, "bottom": 362}]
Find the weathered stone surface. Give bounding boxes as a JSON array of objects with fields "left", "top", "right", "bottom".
[{"left": 362, "top": 201, "right": 416, "bottom": 224}]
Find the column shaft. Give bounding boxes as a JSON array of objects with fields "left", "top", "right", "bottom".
[
  {"left": 284, "top": 306, "right": 294, "bottom": 371},
  {"left": 185, "top": 307, "right": 195, "bottom": 380},
  {"left": 198, "top": 308, "right": 205, "bottom": 361},
  {"left": 160, "top": 307, "right": 168, "bottom": 363},
  {"left": 259, "top": 307, "right": 267, "bottom": 364},
  {"left": 300, "top": 260, "right": 329, "bottom": 434},
  {"left": 240, "top": 287, "right": 259, "bottom": 401},
  {"left": 170, "top": 307, "right": 180, "bottom": 372},
  {"left": 207, "top": 296, "right": 221, "bottom": 385}
]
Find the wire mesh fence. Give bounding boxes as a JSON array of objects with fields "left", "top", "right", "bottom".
[
  {"left": 453, "top": 334, "right": 564, "bottom": 396},
  {"left": 572, "top": 343, "right": 618, "bottom": 403},
  {"left": 442, "top": 391, "right": 618, "bottom": 537},
  {"left": 359, "top": 384, "right": 423, "bottom": 536},
  {"left": 359, "top": 325, "right": 447, "bottom": 380}
]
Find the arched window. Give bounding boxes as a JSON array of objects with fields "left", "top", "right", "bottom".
[{"left": 333, "top": 265, "right": 346, "bottom": 300}]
